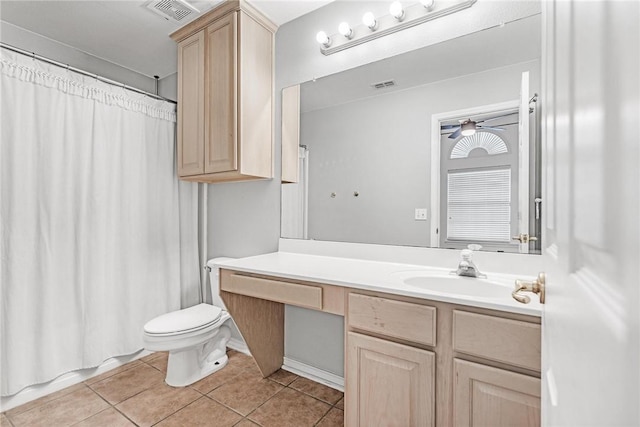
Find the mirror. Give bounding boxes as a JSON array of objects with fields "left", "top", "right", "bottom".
[{"left": 281, "top": 14, "right": 542, "bottom": 254}]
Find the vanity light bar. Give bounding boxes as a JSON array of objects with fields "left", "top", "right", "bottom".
[{"left": 317, "top": 0, "right": 476, "bottom": 56}]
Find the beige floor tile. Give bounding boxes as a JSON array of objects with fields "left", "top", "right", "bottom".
[
  {"left": 267, "top": 369, "right": 298, "bottom": 386},
  {"left": 233, "top": 419, "right": 259, "bottom": 427},
  {"left": 7, "top": 386, "right": 109, "bottom": 427},
  {"left": 89, "top": 363, "right": 164, "bottom": 404},
  {"left": 140, "top": 351, "right": 167, "bottom": 363},
  {"left": 146, "top": 355, "right": 168, "bottom": 373},
  {"left": 208, "top": 372, "right": 284, "bottom": 416},
  {"left": 72, "top": 408, "right": 135, "bottom": 427},
  {"left": 316, "top": 408, "right": 344, "bottom": 427},
  {"left": 84, "top": 361, "right": 142, "bottom": 386},
  {"left": 1, "top": 413, "right": 12, "bottom": 427},
  {"left": 248, "top": 387, "right": 331, "bottom": 427},
  {"left": 191, "top": 360, "right": 244, "bottom": 394},
  {"left": 156, "top": 397, "right": 242, "bottom": 427},
  {"left": 115, "top": 382, "right": 200, "bottom": 427},
  {"left": 289, "top": 377, "right": 343, "bottom": 405},
  {"left": 335, "top": 396, "right": 344, "bottom": 410},
  {"left": 6, "top": 383, "right": 87, "bottom": 417}
]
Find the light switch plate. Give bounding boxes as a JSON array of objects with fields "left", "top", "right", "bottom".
[{"left": 415, "top": 208, "right": 427, "bottom": 220}]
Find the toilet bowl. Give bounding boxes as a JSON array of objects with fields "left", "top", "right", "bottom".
[{"left": 143, "top": 257, "right": 234, "bottom": 387}]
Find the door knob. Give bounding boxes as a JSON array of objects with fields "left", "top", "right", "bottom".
[
  {"left": 512, "top": 272, "right": 546, "bottom": 304},
  {"left": 512, "top": 233, "right": 538, "bottom": 244}
]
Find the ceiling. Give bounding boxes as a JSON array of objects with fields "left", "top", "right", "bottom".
[{"left": 0, "top": 0, "right": 333, "bottom": 79}]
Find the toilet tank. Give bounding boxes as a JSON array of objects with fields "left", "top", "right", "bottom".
[{"left": 206, "top": 257, "right": 235, "bottom": 309}]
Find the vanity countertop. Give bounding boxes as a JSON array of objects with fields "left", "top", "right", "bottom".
[{"left": 213, "top": 252, "right": 542, "bottom": 317}]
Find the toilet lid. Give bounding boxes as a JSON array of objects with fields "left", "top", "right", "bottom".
[{"left": 144, "top": 303, "right": 222, "bottom": 335}]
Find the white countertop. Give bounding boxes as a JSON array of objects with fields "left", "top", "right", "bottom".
[{"left": 213, "top": 252, "right": 542, "bottom": 317}]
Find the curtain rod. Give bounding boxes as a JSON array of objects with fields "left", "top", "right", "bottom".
[{"left": 0, "top": 42, "right": 177, "bottom": 105}]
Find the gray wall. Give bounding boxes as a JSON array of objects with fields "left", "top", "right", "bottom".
[
  {"left": 204, "top": 1, "right": 541, "bottom": 377},
  {"left": 303, "top": 60, "right": 540, "bottom": 247},
  {"left": 0, "top": 21, "right": 156, "bottom": 92}
]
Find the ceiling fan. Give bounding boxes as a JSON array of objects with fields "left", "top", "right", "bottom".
[{"left": 441, "top": 111, "right": 517, "bottom": 139}]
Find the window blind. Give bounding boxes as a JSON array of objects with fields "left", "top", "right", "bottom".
[{"left": 447, "top": 168, "right": 511, "bottom": 242}]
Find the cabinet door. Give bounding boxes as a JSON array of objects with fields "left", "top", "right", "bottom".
[
  {"left": 205, "top": 12, "right": 237, "bottom": 174},
  {"left": 346, "top": 332, "right": 435, "bottom": 427},
  {"left": 454, "top": 359, "right": 540, "bottom": 427},
  {"left": 177, "top": 31, "right": 205, "bottom": 176}
]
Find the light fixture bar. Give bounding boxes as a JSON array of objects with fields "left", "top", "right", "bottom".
[{"left": 320, "top": 0, "right": 476, "bottom": 56}]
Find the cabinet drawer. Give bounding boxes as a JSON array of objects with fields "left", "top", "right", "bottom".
[
  {"left": 453, "top": 310, "right": 541, "bottom": 372},
  {"left": 348, "top": 293, "right": 436, "bottom": 346},
  {"left": 222, "top": 274, "right": 322, "bottom": 310}
]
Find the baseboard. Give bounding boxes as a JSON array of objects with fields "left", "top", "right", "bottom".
[
  {"left": 282, "top": 357, "right": 344, "bottom": 392},
  {"left": 227, "top": 337, "right": 250, "bottom": 356},
  {"left": 0, "top": 350, "right": 151, "bottom": 412}
]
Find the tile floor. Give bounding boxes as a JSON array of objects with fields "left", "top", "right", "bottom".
[{"left": 1, "top": 350, "right": 344, "bottom": 427}]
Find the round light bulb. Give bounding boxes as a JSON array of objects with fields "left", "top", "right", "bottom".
[
  {"left": 362, "top": 12, "right": 377, "bottom": 30},
  {"left": 389, "top": 1, "right": 405, "bottom": 20},
  {"left": 460, "top": 120, "right": 476, "bottom": 136},
  {"left": 420, "top": 0, "right": 435, "bottom": 10},
  {"left": 315, "top": 30, "right": 331, "bottom": 47},
  {"left": 338, "top": 22, "right": 353, "bottom": 39}
]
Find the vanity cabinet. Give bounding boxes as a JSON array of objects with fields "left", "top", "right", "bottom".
[
  {"left": 217, "top": 268, "right": 541, "bottom": 427},
  {"left": 454, "top": 359, "right": 540, "bottom": 426},
  {"left": 346, "top": 291, "right": 541, "bottom": 427},
  {"left": 347, "top": 332, "right": 435, "bottom": 427},
  {"left": 171, "top": 1, "right": 276, "bottom": 183}
]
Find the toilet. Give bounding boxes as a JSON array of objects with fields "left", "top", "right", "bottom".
[{"left": 143, "top": 258, "right": 233, "bottom": 387}]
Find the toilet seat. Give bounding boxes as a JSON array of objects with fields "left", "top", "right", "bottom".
[{"left": 144, "top": 303, "right": 222, "bottom": 337}]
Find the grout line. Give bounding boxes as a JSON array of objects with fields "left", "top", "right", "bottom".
[
  {"left": 111, "top": 404, "right": 141, "bottom": 426},
  {"left": 147, "top": 394, "right": 203, "bottom": 427}
]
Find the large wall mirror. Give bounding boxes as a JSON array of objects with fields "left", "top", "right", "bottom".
[{"left": 281, "top": 14, "right": 542, "bottom": 254}]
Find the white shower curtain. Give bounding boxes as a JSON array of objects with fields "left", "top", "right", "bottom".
[{"left": 0, "top": 51, "right": 200, "bottom": 396}]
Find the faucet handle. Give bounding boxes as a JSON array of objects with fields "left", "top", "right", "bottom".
[{"left": 467, "top": 244, "right": 482, "bottom": 251}]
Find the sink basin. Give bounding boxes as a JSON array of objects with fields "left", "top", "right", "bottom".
[{"left": 392, "top": 269, "right": 514, "bottom": 299}]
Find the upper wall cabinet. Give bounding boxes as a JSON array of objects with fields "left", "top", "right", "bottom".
[{"left": 171, "top": 0, "right": 277, "bottom": 183}]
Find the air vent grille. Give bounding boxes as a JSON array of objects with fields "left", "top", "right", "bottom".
[
  {"left": 371, "top": 80, "right": 396, "bottom": 89},
  {"left": 145, "top": 0, "right": 199, "bottom": 24}
]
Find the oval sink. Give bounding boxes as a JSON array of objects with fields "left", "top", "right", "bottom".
[{"left": 392, "top": 270, "right": 513, "bottom": 299}]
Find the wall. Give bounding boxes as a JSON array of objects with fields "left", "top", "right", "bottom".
[
  {"left": 0, "top": 21, "right": 156, "bottom": 92},
  {"left": 303, "top": 60, "right": 540, "bottom": 247},
  {"left": 201, "top": 0, "right": 541, "bottom": 379}
]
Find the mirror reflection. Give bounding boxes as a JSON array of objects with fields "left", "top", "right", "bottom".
[{"left": 282, "top": 14, "right": 542, "bottom": 254}]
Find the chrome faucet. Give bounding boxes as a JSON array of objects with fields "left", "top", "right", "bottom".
[{"left": 455, "top": 246, "right": 486, "bottom": 278}]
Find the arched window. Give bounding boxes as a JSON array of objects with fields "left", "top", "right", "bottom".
[{"left": 450, "top": 132, "right": 509, "bottom": 159}]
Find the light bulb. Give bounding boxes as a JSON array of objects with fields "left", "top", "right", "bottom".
[
  {"left": 338, "top": 22, "right": 353, "bottom": 39},
  {"left": 315, "top": 31, "right": 331, "bottom": 47},
  {"left": 460, "top": 120, "right": 476, "bottom": 136},
  {"left": 362, "top": 12, "right": 377, "bottom": 30},
  {"left": 420, "top": 0, "right": 435, "bottom": 11},
  {"left": 389, "top": 1, "right": 405, "bottom": 20}
]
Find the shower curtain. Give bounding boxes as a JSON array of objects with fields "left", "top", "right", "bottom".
[{"left": 0, "top": 50, "right": 200, "bottom": 396}]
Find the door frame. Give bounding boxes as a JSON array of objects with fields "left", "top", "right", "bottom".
[{"left": 429, "top": 100, "right": 521, "bottom": 248}]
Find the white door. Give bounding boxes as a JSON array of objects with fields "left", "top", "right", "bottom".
[{"left": 541, "top": 1, "right": 639, "bottom": 425}]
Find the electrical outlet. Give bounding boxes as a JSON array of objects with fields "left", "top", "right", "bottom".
[{"left": 415, "top": 208, "right": 427, "bottom": 220}]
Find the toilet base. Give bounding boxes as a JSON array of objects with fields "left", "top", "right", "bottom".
[{"left": 165, "top": 325, "right": 231, "bottom": 387}]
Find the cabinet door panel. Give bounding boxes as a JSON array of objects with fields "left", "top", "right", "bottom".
[
  {"left": 205, "top": 13, "right": 237, "bottom": 174},
  {"left": 346, "top": 332, "right": 434, "bottom": 427},
  {"left": 454, "top": 359, "right": 540, "bottom": 427},
  {"left": 177, "top": 31, "right": 205, "bottom": 176}
]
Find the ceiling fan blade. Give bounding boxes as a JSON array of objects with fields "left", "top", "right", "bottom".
[
  {"left": 478, "top": 126, "right": 505, "bottom": 131},
  {"left": 441, "top": 124, "right": 460, "bottom": 129},
  {"left": 448, "top": 127, "right": 462, "bottom": 139}
]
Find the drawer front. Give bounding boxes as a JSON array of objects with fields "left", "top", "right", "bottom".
[
  {"left": 223, "top": 274, "right": 323, "bottom": 310},
  {"left": 348, "top": 293, "right": 436, "bottom": 346},
  {"left": 453, "top": 310, "right": 541, "bottom": 372}
]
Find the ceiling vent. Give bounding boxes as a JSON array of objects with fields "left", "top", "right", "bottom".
[
  {"left": 371, "top": 80, "right": 396, "bottom": 90},
  {"left": 145, "top": 0, "right": 200, "bottom": 24}
]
